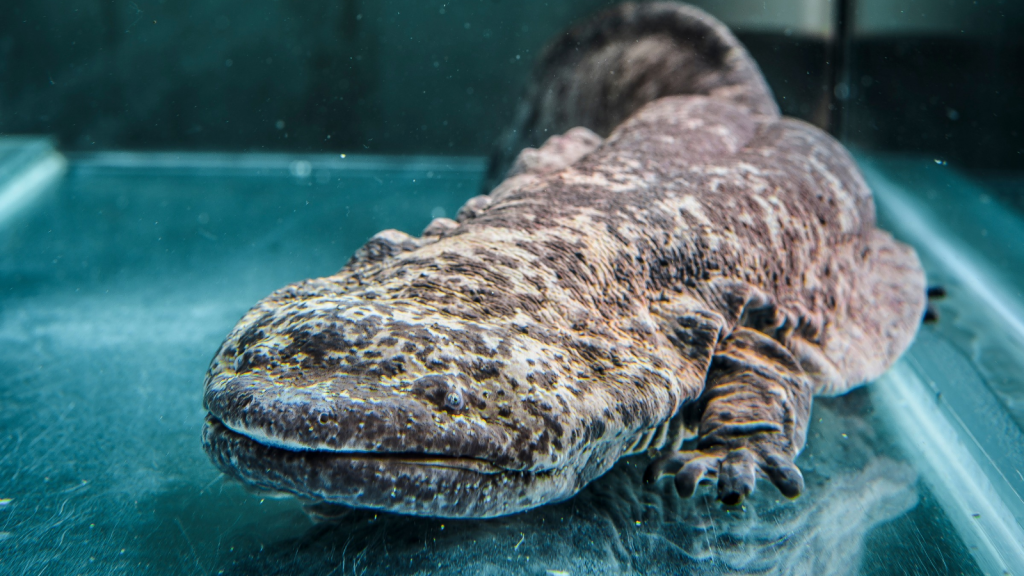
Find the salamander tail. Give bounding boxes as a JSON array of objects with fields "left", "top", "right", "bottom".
[{"left": 486, "top": 1, "right": 779, "bottom": 189}]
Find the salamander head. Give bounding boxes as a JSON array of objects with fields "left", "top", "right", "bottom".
[{"left": 202, "top": 282, "right": 621, "bottom": 518}]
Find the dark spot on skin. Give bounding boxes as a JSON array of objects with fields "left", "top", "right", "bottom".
[
  {"left": 236, "top": 350, "right": 272, "bottom": 372},
  {"left": 237, "top": 325, "right": 267, "bottom": 351},
  {"left": 406, "top": 375, "right": 457, "bottom": 413},
  {"left": 582, "top": 418, "right": 606, "bottom": 443},
  {"left": 458, "top": 359, "right": 503, "bottom": 382},
  {"left": 377, "top": 357, "right": 405, "bottom": 377},
  {"left": 527, "top": 371, "right": 558, "bottom": 388}
]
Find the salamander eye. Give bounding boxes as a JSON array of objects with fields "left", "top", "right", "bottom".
[{"left": 444, "top": 390, "right": 465, "bottom": 411}]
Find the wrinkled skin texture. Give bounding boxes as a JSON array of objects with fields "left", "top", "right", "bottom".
[{"left": 202, "top": 2, "right": 925, "bottom": 518}]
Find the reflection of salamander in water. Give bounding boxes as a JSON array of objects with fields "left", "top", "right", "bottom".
[{"left": 202, "top": 2, "right": 925, "bottom": 518}]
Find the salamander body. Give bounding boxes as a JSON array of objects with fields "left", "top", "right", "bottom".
[{"left": 202, "top": 2, "right": 925, "bottom": 518}]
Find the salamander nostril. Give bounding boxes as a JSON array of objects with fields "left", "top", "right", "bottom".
[{"left": 445, "top": 390, "right": 465, "bottom": 411}]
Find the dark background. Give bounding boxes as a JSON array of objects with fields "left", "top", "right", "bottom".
[{"left": 1, "top": 0, "right": 1022, "bottom": 172}]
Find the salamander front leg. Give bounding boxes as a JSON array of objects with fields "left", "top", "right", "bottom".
[{"left": 645, "top": 327, "right": 814, "bottom": 505}]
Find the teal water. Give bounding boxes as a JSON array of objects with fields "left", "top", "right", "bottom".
[
  {"left": 865, "top": 155, "right": 1024, "bottom": 431},
  {"left": 0, "top": 153, "right": 987, "bottom": 575}
]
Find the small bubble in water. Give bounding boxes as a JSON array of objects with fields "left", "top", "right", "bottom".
[
  {"left": 290, "top": 160, "right": 312, "bottom": 178},
  {"left": 275, "top": 120, "right": 285, "bottom": 130},
  {"left": 431, "top": 206, "right": 447, "bottom": 219}
]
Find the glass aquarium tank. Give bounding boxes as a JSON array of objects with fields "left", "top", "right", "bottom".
[{"left": 1, "top": 1, "right": 1022, "bottom": 574}]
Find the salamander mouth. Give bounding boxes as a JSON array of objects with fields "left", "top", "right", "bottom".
[
  {"left": 202, "top": 414, "right": 575, "bottom": 518},
  {"left": 214, "top": 414, "right": 506, "bottom": 473}
]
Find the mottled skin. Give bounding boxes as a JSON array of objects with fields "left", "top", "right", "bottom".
[{"left": 202, "top": 3, "right": 925, "bottom": 518}]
